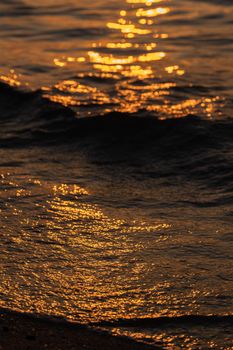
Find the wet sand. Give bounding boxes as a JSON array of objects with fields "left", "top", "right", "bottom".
[{"left": 0, "top": 308, "right": 161, "bottom": 350}]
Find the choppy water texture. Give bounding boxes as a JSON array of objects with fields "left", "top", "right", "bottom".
[{"left": 0, "top": 0, "right": 233, "bottom": 349}]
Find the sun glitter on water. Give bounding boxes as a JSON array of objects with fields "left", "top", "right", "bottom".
[
  {"left": 41, "top": 0, "right": 223, "bottom": 120},
  {"left": 0, "top": 0, "right": 225, "bottom": 120}
]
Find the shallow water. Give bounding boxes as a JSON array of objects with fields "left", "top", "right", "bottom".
[{"left": 0, "top": 0, "right": 233, "bottom": 349}]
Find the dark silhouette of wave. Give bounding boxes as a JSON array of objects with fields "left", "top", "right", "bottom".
[
  {"left": 93, "top": 314, "right": 233, "bottom": 328},
  {"left": 0, "top": 82, "right": 233, "bottom": 192},
  {"left": 0, "top": 82, "right": 232, "bottom": 150}
]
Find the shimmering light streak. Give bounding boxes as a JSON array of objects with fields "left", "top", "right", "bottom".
[
  {"left": 0, "top": 70, "right": 21, "bottom": 87},
  {"left": 88, "top": 51, "right": 165, "bottom": 65},
  {"left": 43, "top": 0, "right": 223, "bottom": 120},
  {"left": 127, "top": 0, "right": 163, "bottom": 4},
  {"left": 107, "top": 22, "right": 151, "bottom": 35},
  {"left": 0, "top": 166, "right": 174, "bottom": 325},
  {"left": 136, "top": 7, "right": 170, "bottom": 17}
]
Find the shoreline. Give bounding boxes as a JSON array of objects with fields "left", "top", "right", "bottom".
[{"left": 0, "top": 308, "right": 162, "bottom": 350}]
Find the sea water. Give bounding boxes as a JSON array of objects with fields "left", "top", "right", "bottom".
[{"left": 0, "top": 0, "right": 233, "bottom": 348}]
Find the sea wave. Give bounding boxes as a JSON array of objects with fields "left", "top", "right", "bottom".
[
  {"left": 0, "top": 82, "right": 232, "bottom": 148},
  {"left": 1, "top": 81, "right": 232, "bottom": 194},
  {"left": 93, "top": 314, "right": 233, "bottom": 328}
]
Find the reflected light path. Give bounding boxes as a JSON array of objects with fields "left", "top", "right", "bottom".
[
  {"left": 0, "top": 0, "right": 225, "bottom": 119},
  {"left": 1, "top": 167, "right": 231, "bottom": 350},
  {"left": 0, "top": 167, "right": 174, "bottom": 325},
  {"left": 41, "top": 0, "right": 223, "bottom": 119},
  {"left": 0, "top": 1, "right": 232, "bottom": 349}
]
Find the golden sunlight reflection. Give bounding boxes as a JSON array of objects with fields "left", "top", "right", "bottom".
[
  {"left": 135, "top": 7, "right": 170, "bottom": 17},
  {"left": 0, "top": 0, "right": 225, "bottom": 121},
  {"left": 1, "top": 165, "right": 232, "bottom": 345},
  {"left": 110, "top": 327, "right": 222, "bottom": 350},
  {"left": 0, "top": 169, "right": 175, "bottom": 322},
  {"left": 0, "top": 0, "right": 224, "bottom": 121},
  {"left": 47, "top": 181, "right": 170, "bottom": 239},
  {"left": 36, "top": 0, "right": 226, "bottom": 119},
  {"left": 0, "top": 70, "right": 22, "bottom": 87},
  {"left": 44, "top": 0, "right": 182, "bottom": 116},
  {"left": 127, "top": 0, "right": 164, "bottom": 4}
]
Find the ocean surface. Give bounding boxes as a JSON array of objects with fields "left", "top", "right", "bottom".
[{"left": 0, "top": 0, "right": 233, "bottom": 348}]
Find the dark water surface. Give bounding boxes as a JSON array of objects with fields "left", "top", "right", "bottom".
[{"left": 0, "top": 0, "right": 233, "bottom": 349}]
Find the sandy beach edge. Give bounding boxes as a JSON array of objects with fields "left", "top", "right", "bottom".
[{"left": 0, "top": 307, "right": 163, "bottom": 350}]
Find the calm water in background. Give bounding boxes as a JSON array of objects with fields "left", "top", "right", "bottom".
[{"left": 0, "top": 0, "right": 233, "bottom": 349}]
